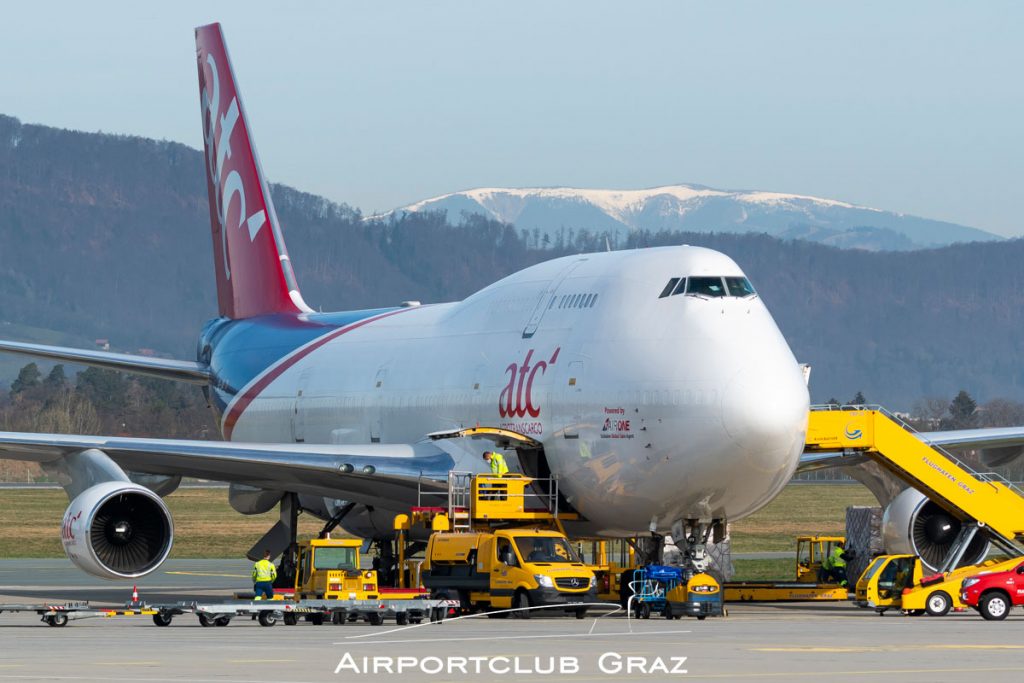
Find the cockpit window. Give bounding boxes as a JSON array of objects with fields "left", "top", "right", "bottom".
[
  {"left": 686, "top": 276, "right": 726, "bottom": 297},
  {"left": 724, "top": 276, "right": 756, "bottom": 297},
  {"left": 670, "top": 278, "right": 687, "bottom": 296},
  {"left": 659, "top": 278, "right": 680, "bottom": 298}
]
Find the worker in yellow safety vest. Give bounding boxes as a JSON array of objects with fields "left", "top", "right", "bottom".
[
  {"left": 483, "top": 451, "right": 509, "bottom": 475},
  {"left": 824, "top": 542, "right": 848, "bottom": 587},
  {"left": 252, "top": 549, "right": 277, "bottom": 600}
]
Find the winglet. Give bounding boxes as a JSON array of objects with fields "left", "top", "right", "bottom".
[{"left": 195, "top": 23, "right": 312, "bottom": 319}]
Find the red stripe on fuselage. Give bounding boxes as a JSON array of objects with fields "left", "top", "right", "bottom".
[{"left": 221, "top": 308, "right": 415, "bottom": 440}]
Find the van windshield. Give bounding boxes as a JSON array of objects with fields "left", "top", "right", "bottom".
[{"left": 515, "top": 537, "right": 581, "bottom": 563}]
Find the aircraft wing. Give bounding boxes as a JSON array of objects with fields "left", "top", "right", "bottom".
[
  {"left": 0, "top": 432, "right": 456, "bottom": 507},
  {"left": 916, "top": 426, "right": 1024, "bottom": 453},
  {"left": 0, "top": 340, "right": 209, "bottom": 385}
]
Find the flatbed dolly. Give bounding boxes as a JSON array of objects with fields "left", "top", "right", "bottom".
[
  {"left": 0, "top": 601, "right": 159, "bottom": 627},
  {"left": 0, "top": 597, "right": 457, "bottom": 627},
  {"left": 181, "top": 597, "right": 456, "bottom": 627}
]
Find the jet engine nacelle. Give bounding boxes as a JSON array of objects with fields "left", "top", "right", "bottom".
[
  {"left": 61, "top": 481, "right": 174, "bottom": 580},
  {"left": 881, "top": 487, "right": 988, "bottom": 572}
]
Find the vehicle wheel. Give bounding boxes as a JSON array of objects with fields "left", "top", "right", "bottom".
[
  {"left": 513, "top": 591, "right": 531, "bottom": 620},
  {"left": 283, "top": 613, "right": 298, "bottom": 626},
  {"left": 198, "top": 613, "right": 215, "bottom": 627},
  {"left": 215, "top": 616, "right": 231, "bottom": 627},
  {"left": 980, "top": 592, "right": 1011, "bottom": 621},
  {"left": 925, "top": 591, "right": 952, "bottom": 617},
  {"left": 409, "top": 617, "right": 423, "bottom": 624},
  {"left": 574, "top": 607, "right": 588, "bottom": 619},
  {"left": 697, "top": 615, "right": 707, "bottom": 621},
  {"left": 639, "top": 602, "right": 651, "bottom": 620},
  {"left": 664, "top": 603, "right": 673, "bottom": 620},
  {"left": 906, "top": 609, "right": 925, "bottom": 617},
  {"left": 48, "top": 613, "right": 68, "bottom": 627},
  {"left": 310, "top": 613, "right": 325, "bottom": 626},
  {"left": 152, "top": 613, "right": 173, "bottom": 627},
  {"left": 258, "top": 611, "right": 278, "bottom": 627},
  {"left": 331, "top": 612, "right": 345, "bottom": 625},
  {"left": 367, "top": 612, "right": 384, "bottom": 626},
  {"left": 396, "top": 613, "right": 409, "bottom": 626}
]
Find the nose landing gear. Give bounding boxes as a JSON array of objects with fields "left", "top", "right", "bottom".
[{"left": 671, "top": 519, "right": 726, "bottom": 575}]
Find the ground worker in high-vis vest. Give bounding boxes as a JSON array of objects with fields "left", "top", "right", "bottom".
[
  {"left": 827, "top": 542, "right": 848, "bottom": 587},
  {"left": 252, "top": 549, "right": 277, "bottom": 600},
  {"left": 483, "top": 450, "right": 509, "bottom": 475}
]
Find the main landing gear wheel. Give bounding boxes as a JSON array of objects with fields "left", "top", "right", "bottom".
[
  {"left": 980, "top": 592, "right": 1010, "bottom": 621},
  {"left": 925, "top": 591, "right": 952, "bottom": 617}
]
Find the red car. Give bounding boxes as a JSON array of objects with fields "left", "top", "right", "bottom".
[{"left": 960, "top": 559, "right": 1024, "bottom": 620}]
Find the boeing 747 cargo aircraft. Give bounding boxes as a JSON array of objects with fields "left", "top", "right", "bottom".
[{"left": 0, "top": 24, "right": 1020, "bottom": 580}]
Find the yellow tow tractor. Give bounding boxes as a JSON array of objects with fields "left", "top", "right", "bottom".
[
  {"left": 724, "top": 535, "right": 850, "bottom": 602},
  {"left": 402, "top": 472, "right": 598, "bottom": 618},
  {"left": 854, "top": 553, "right": 1021, "bottom": 616},
  {"left": 293, "top": 537, "right": 422, "bottom": 602},
  {"left": 285, "top": 537, "right": 429, "bottom": 625}
]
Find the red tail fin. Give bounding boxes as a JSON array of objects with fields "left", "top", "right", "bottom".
[{"left": 195, "top": 23, "right": 310, "bottom": 319}]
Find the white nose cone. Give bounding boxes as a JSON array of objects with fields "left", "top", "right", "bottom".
[{"left": 722, "top": 360, "right": 809, "bottom": 475}]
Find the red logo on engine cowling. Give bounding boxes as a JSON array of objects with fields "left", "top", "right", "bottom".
[
  {"left": 61, "top": 511, "right": 82, "bottom": 542},
  {"left": 499, "top": 347, "right": 560, "bottom": 418}
]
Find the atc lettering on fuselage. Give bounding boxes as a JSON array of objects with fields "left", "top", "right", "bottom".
[{"left": 498, "top": 347, "right": 560, "bottom": 419}]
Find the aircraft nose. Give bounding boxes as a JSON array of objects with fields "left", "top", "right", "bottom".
[{"left": 721, "top": 361, "right": 809, "bottom": 470}]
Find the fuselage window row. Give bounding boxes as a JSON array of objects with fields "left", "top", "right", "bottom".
[{"left": 557, "top": 293, "right": 599, "bottom": 309}]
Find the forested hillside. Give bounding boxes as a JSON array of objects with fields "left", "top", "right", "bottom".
[{"left": 1, "top": 114, "right": 1023, "bottom": 409}]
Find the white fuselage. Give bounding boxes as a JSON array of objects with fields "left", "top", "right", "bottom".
[{"left": 227, "top": 246, "right": 810, "bottom": 535}]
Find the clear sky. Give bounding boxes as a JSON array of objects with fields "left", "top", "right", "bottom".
[{"left": 2, "top": 1, "right": 1021, "bottom": 235}]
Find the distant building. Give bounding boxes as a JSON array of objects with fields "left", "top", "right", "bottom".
[{"left": 94, "top": 339, "right": 110, "bottom": 350}]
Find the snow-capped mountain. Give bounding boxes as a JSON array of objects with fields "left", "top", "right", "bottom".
[{"left": 382, "top": 185, "right": 999, "bottom": 250}]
